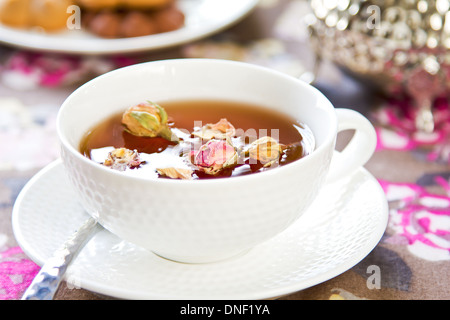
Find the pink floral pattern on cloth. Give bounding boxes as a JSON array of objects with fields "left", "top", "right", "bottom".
[
  {"left": 0, "top": 246, "right": 39, "bottom": 300},
  {"left": 371, "top": 96, "right": 450, "bottom": 261},
  {"left": 0, "top": 50, "right": 136, "bottom": 90},
  {"left": 371, "top": 97, "right": 450, "bottom": 163},
  {"left": 380, "top": 178, "right": 450, "bottom": 261}
]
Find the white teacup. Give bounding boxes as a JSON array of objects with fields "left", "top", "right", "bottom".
[{"left": 57, "top": 59, "right": 376, "bottom": 263}]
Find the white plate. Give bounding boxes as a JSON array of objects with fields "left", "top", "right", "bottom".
[
  {"left": 0, "top": 0, "right": 258, "bottom": 55},
  {"left": 12, "top": 159, "right": 388, "bottom": 300}
]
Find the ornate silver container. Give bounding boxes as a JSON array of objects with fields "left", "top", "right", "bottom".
[{"left": 307, "top": 0, "right": 450, "bottom": 132}]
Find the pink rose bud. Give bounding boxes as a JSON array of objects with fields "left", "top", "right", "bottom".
[{"left": 193, "top": 139, "right": 238, "bottom": 175}]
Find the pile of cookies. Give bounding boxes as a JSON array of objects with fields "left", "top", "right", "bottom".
[
  {"left": 80, "top": 0, "right": 184, "bottom": 38},
  {"left": 0, "top": 0, "right": 184, "bottom": 38}
]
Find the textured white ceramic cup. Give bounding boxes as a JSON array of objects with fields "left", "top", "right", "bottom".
[{"left": 57, "top": 59, "right": 377, "bottom": 263}]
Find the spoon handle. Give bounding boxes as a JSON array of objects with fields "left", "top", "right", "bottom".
[{"left": 21, "top": 217, "right": 100, "bottom": 300}]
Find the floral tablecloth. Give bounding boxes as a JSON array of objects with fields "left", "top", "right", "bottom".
[{"left": 0, "top": 0, "right": 449, "bottom": 300}]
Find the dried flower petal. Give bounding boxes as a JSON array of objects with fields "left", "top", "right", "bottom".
[
  {"left": 156, "top": 167, "right": 193, "bottom": 180},
  {"left": 193, "top": 138, "right": 238, "bottom": 175},
  {"left": 122, "top": 101, "right": 177, "bottom": 142},
  {"left": 103, "top": 148, "right": 143, "bottom": 171},
  {"left": 248, "top": 136, "right": 283, "bottom": 167},
  {"left": 192, "top": 118, "right": 236, "bottom": 140}
]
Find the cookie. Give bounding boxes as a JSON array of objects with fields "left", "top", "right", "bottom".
[
  {"left": 77, "top": 0, "right": 171, "bottom": 10},
  {"left": 84, "top": 1, "right": 184, "bottom": 38},
  {"left": 0, "top": 0, "right": 31, "bottom": 28},
  {"left": 0, "top": 0, "right": 74, "bottom": 31},
  {"left": 30, "top": 0, "right": 74, "bottom": 31}
]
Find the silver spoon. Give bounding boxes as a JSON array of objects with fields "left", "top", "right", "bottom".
[{"left": 21, "top": 217, "right": 102, "bottom": 300}]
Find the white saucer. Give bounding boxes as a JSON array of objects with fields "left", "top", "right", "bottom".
[
  {"left": 0, "top": 0, "right": 258, "bottom": 55},
  {"left": 12, "top": 159, "right": 388, "bottom": 300}
]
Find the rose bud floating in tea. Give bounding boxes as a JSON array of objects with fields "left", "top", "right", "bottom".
[
  {"left": 121, "top": 101, "right": 177, "bottom": 142},
  {"left": 247, "top": 136, "right": 284, "bottom": 168},
  {"left": 192, "top": 118, "right": 236, "bottom": 140},
  {"left": 103, "top": 147, "right": 143, "bottom": 171},
  {"left": 192, "top": 138, "right": 238, "bottom": 176}
]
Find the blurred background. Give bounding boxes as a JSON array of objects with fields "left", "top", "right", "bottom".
[{"left": 0, "top": 0, "right": 449, "bottom": 300}]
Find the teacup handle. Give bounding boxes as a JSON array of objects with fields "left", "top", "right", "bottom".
[{"left": 326, "top": 108, "right": 377, "bottom": 183}]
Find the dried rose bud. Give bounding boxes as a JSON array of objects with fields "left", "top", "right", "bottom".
[
  {"left": 103, "top": 148, "right": 143, "bottom": 171},
  {"left": 248, "top": 136, "right": 283, "bottom": 167},
  {"left": 156, "top": 167, "right": 193, "bottom": 180},
  {"left": 122, "top": 101, "right": 177, "bottom": 142},
  {"left": 192, "top": 118, "right": 236, "bottom": 140},
  {"left": 193, "top": 138, "right": 238, "bottom": 175}
]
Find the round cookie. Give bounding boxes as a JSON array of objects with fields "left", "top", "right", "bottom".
[
  {"left": 0, "top": 0, "right": 74, "bottom": 31},
  {"left": 76, "top": 0, "right": 120, "bottom": 10},
  {"left": 0, "top": 0, "right": 31, "bottom": 28},
  {"left": 88, "top": 10, "right": 122, "bottom": 38},
  {"left": 152, "top": 3, "right": 184, "bottom": 33},
  {"left": 122, "top": 0, "right": 171, "bottom": 9},
  {"left": 77, "top": 0, "right": 171, "bottom": 10},
  {"left": 119, "top": 11, "right": 158, "bottom": 37},
  {"left": 83, "top": 0, "right": 184, "bottom": 38},
  {"left": 29, "top": 0, "right": 74, "bottom": 31}
]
